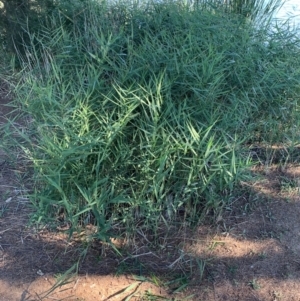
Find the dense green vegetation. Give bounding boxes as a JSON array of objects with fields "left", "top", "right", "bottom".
[{"left": 1, "top": 0, "right": 300, "bottom": 243}]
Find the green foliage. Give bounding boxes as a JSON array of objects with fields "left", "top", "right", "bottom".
[
  {"left": 4, "top": 0, "right": 300, "bottom": 241},
  {"left": 0, "top": 0, "right": 88, "bottom": 66},
  {"left": 0, "top": 0, "right": 45, "bottom": 55},
  {"left": 199, "top": 0, "right": 284, "bottom": 23}
]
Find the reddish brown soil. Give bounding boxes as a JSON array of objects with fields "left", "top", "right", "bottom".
[{"left": 1, "top": 90, "right": 300, "bottom": 301}]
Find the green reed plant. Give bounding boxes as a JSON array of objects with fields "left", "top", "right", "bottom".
[
  {"left": 5, "top": 0, "right": 300, "bottom": 240},
  {"left": 198, "top": 0, "right": 284, "bottom": 24},
  {"left": 224, "top": 0, "right": 283, "bottom": 21}
]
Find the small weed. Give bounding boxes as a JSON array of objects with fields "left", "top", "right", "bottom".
[
  {"left": 259, "top": 252, "right": 267, "bottom": 260},
  {"left": 149, "top": 274, "right": 164, "bottom": 287},
  {"left": 272, "top": 290, "right": 282, "bottom": 301},
  {"left": 116, "top": 258, "right": 145, "bottom": 276},
  {"left": 280, "top": 176, "right": 299, "bottom": 193},
  {"left": 227, "top": 265, "right": 238, "bottom": 278},
  {"left": 249, "top": 278, "right": 260, "bottom": 290},
  {"left": 0, "top": 204, "right": 8, "bottom": 217},
  {"left": 259, "top": 230, "right": 277, "bottom": 239},
  {"left": 196, "top": 258, "right": 207, "bottom": 281},
  {"left": 284, "top": 197, "right": 292, "bottom": 203},
  {"left": 53, "top": 273, "right": 62, "bottom": 280},
  {"left": 165, "top": 274, "right": 190, "bottom": 294},
  {"left": 265, "top": 209, "right": 275, "bottom": 222},
  {"left": 208, "top": 241, "right": 225, "bottom": 251}
]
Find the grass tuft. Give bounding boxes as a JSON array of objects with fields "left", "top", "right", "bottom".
[{"left": 2, "top": 0, "right": 300, "bottom": 243}]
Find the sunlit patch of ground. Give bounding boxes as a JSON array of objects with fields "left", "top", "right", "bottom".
[{"left": 22, "top": 274, "right": 169, "bottom": 301}]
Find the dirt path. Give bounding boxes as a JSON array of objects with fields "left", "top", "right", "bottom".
[{"left": 1, "top": 92, "right": 300, "bottom": 300}]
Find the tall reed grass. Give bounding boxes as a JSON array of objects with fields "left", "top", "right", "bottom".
[{"left": 4, "top": 0, "right": 300, "bottom": 241}]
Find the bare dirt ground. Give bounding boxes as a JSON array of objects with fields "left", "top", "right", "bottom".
[{"left": 1, "top": 90, "right": 300, "bottom": 300}]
